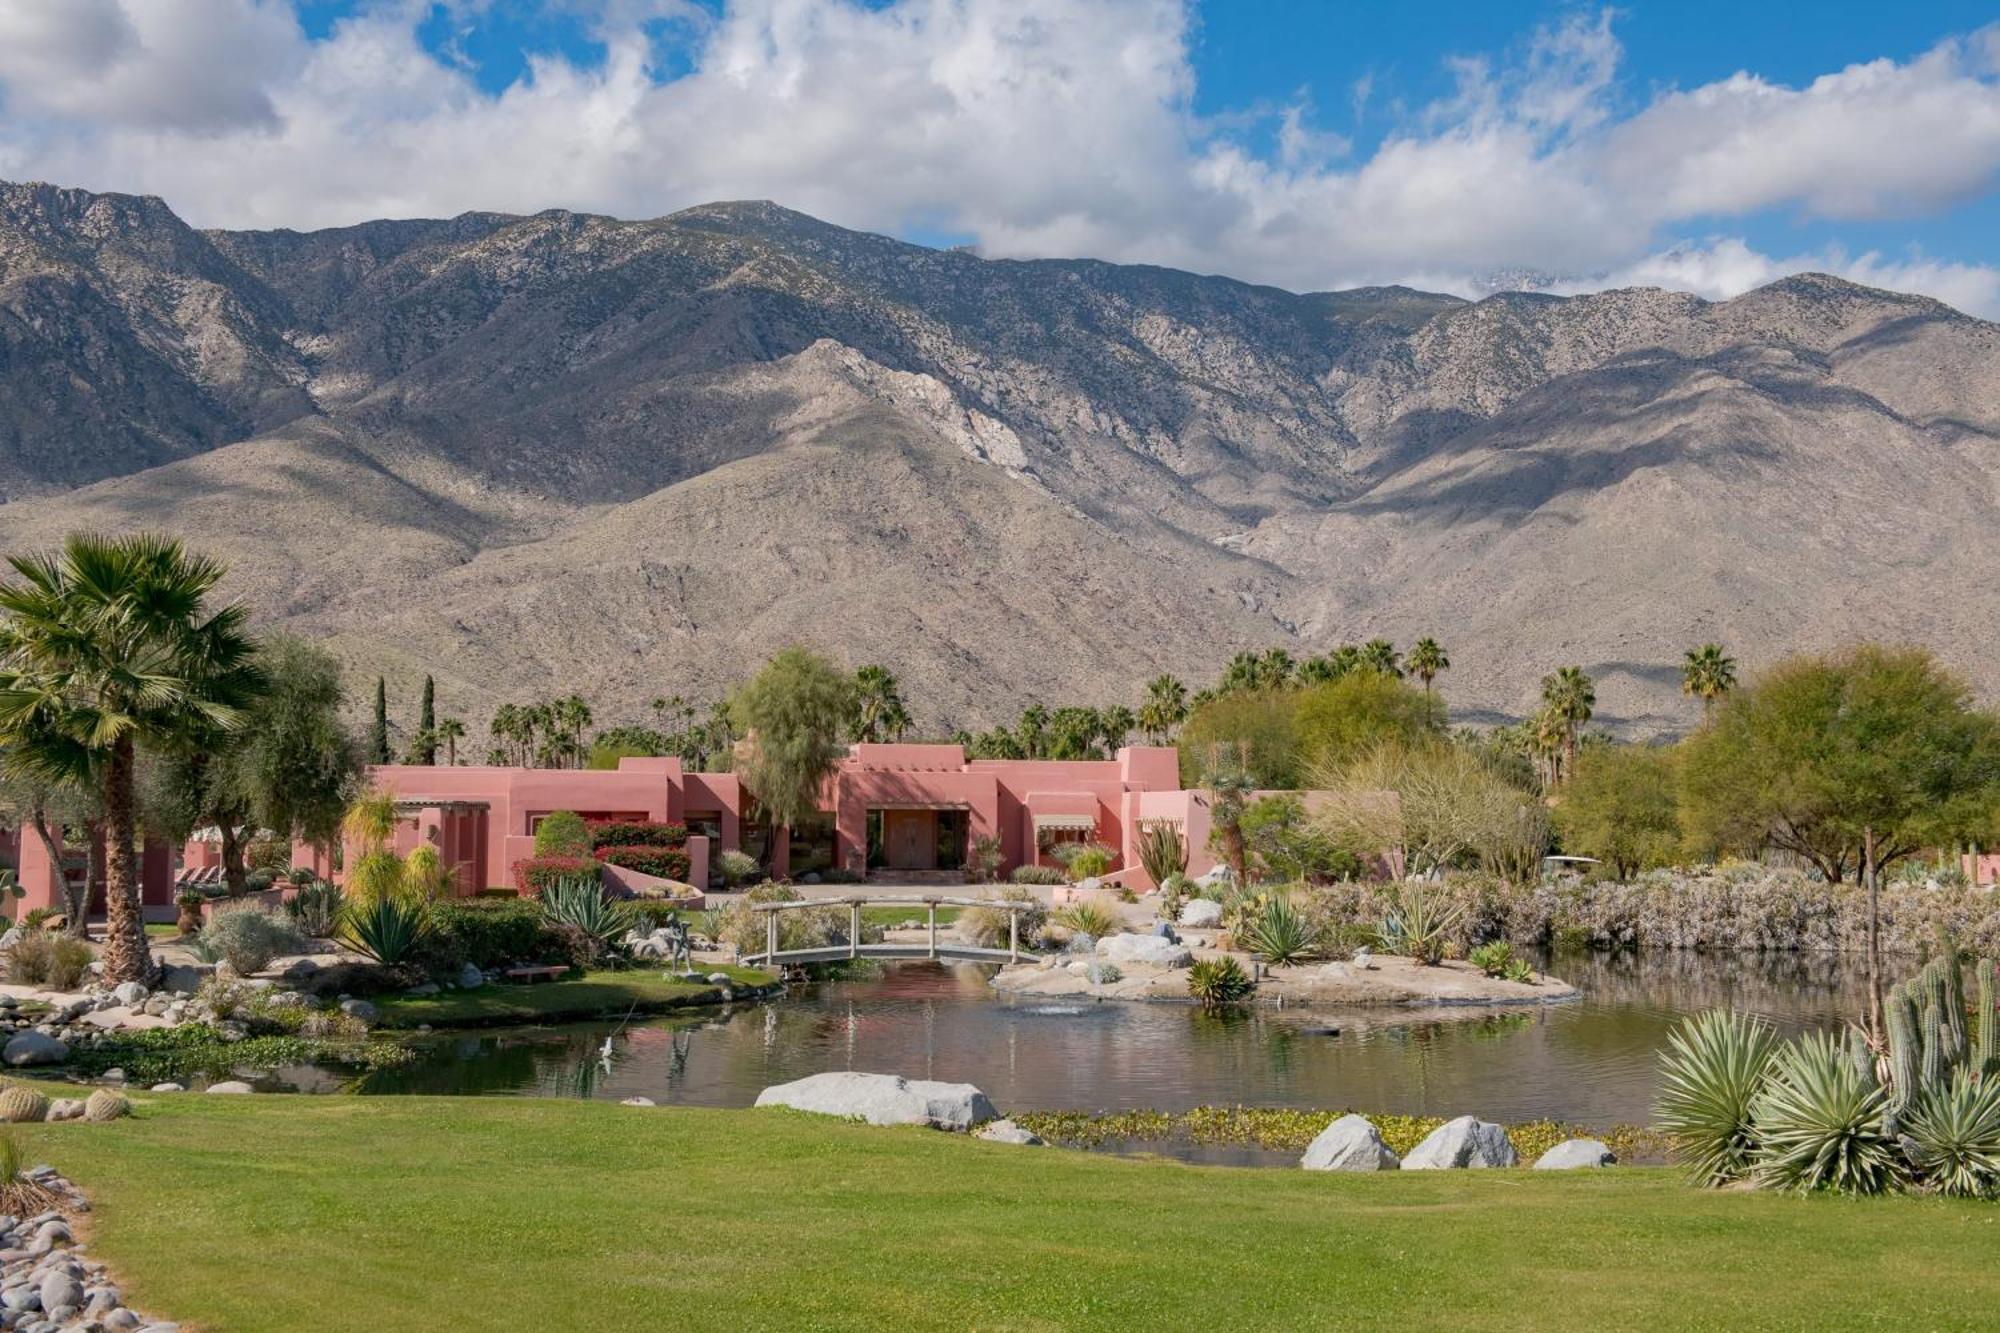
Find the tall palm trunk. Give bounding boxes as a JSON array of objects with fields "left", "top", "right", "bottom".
[
  {"left": 1863, "top": 824, "right": 1883, "bottom": 1044},
  {"left": 99, "top": 735, "right": 150, "bottom": 984}
]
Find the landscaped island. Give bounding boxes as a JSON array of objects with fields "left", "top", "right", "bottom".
[{"left": 991, "top": 948, "right": 1574, "bottom": 1006}]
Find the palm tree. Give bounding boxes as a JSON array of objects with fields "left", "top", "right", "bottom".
[
  {"left": 1407, "top": 638, "right": 1449, "bottom": 693},
  {"left": 851, "top": 665, "right": 907, "bottom": 743},
  {"left": 1539, "top": 666, "right": 1596, "bottom": 782},
  {"left": 1680, "top": 643, "right": 1738, "bottom": 721},
  {"left": 1218, "top": 651, "right": 1263, "bottom": 694},
  {"left": 0, "top": 534, "right": 260, "bottom": 984},
  {"left": 1361, "top": 638, "right": 1402, "bottom": 677},
  {"left": 1138, "top": 674, "right": 1188, "bottom": 744},
  {"left": 1329, "top": 644, "right": 1363, "bottom": 677},
  {"left": 1204, "top": 742, "right": 1255, "bottom": 891},
  {"left": 553, "top": 694, "right": 591, "bottom": 766},
  {"left": 1257, "top": 647, "right": 1297, "bottom": 689},
  {"left": 1099, "top": 704, "right": 1136, "bottom": 752},
  {"left": 434, "top": 717, "right": 466, "bottom": 766},
  {"left": 1015, "top": 703, "right": 1049, "bottom": 759}
]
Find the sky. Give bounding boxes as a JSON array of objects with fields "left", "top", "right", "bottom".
[{"left": 3, "top": 1, "right": 2000, "bottom": 313}]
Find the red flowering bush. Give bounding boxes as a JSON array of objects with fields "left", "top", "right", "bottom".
[
  {"left": 595, "top": 845, "right": 692, "bottom": 881},
  {"left": 514, "top": 855, "right": 600, "bottom": 896},
  {"left": 587, "top": 821, "right": 688, "bottom": 850}
]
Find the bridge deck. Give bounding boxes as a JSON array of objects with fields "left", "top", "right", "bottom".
[{"left": 741, "top": 942, "right": 1035, "bottom": 967}]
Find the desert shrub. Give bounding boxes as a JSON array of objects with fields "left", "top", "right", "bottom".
[
  {"left": 1242, "top": 892, "right": 1320, "bottom": 965},
  {"left": 532, "top": 811, "right": 592, "bottom": 859},
  {"left": 244, "top": 869, "right": 276, "bottom": 893},
  {"left": 199, "top": 904, "right": 304, "bottom": 975},
  {"left": 5, "top": 932, "right": 53, "bottom": 986},
  {"left": 708, "top": 882, "right": 850, "bottom": 956},
  {"left": 1188, "top": 957, "right": 1254, "bottom": 1007},
  {"left": 403, "top": 844, "right": 459, "bottom": 900},
  {"left": 715, "top": 849, "right": 759, "bottom": 888},
  {"left": 1469, "top": 940, "right": 1517, "bottom": 978},
  {"left": 588, "top": 821, "right": 687, "bottom": 849},
  {"left": 286, "top": 880, "right": 344, "bottom": 937},
  {"left": 297, "top": 961, "right": 410, "bottom": 998},
  {"left": 1655, "top": 1009, "right": 1781, "bottom": 1186},
  {"left": 1010, "top": 864, "right": 1065, "bottom": 886},
  {"left": 298, "top": 1011, "right": 371, "bottom": 1041},
  {"left": 287, "top": 866, "right": 319, "bottom": 887},
  {"left": 342, "top": 896, "right": 433, "bottom": 966},
  {"left": 1381, "top": 881, "right": 1463, "bottom": 965},
  {"left": 1136, "top": 822, "right": 1187, "bottom": 886},
  {"left": 1241, "top": 794, "right": 1359, "bottom": 884},
  {"left": 595, "top": 845, "right": 692, "bottom": 881},
  {"left": 958, "top": 888, "right": 1047, "bottom": 949},
  {"left": 625, "top": 900, "right": 687, "bottom": 931},
  {"left": 1050, "top": 900, "right": 1118, "bottom": 940},
  {"left": 514, "top": 855, "right": 600, "bottom": 896},
  {"left": 966, "top": 834, "right": 1005, "bottom": 883},
  {"left": 1092, "top": 962, "right": 1123, "bottom": 984},
  {"left": 426, "top": 899, "right": 566, "bottom": 970},
  {"left": 1062, "top": 844, "right": 1116, "bottom": 882},
  {"left": 538, "top": 879, "right": 635, "bottom": 958}
]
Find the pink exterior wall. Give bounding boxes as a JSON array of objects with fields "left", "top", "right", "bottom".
[
  {"left": 1965, "top": 853, "right": 2000, "bottom": 887},
  {"left": 15, "top": 830, "right": 176, "bottom": 919}
]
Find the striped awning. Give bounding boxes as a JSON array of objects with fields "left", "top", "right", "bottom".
[{"left": 1032, "top": 813, "right": 1097, "bottom": 832}]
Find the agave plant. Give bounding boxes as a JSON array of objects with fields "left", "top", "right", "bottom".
[
  {"left": 285, "top": 879, "right": 345, "bottom": 938},
  {"left": 1751, "top": 1030, "right": 1902, "bottom": 1196},
  {"left": 341, "top": 894, "right": 433, "bottom": 966},
  {"left": 1655, "top": 1009, "right": 1780, "bottom": 1187},
  {"left": 1903, "top": 1068, "right": 2000, "bottom": 1198},
  {"left": 539, "top": 876, "right": 635, "bottom": 952},
  {"left": 1381, "top": 881, "right": 1463, "bottom": 966},
  {"left": 1050, "top": 900, "right": 1118, "bottom": 941},
  {"left": 1136, "top": 820, "right": 1187, "bottom": 886},
  {"left": 1242, "top": 893, "right": 1318, "bottom": 966},
  {"left": 1187, "top": 957, "right": 1254, "bottom": 1008}
]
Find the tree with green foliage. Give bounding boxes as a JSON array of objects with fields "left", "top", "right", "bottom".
[
  {"left": 1539, "top": 666, "right": 1595, "bottom": 782},
  {"left": 1203, "top": 742, "right": 1255, "bottom": 889},
  {"left": 1680, "top": 643, "right": 1738, "bottom": 721},
  {"left": 1554, "top": 744, "right": 1682, "bottom": 878},
  {"left": 1680, "top": 645, "right": 2000, "bottom": 1037},
  {"left": 370, "top": 676, "right": 391, "bottom": 765},
  {"left": 1240, "top": 793, "right": 1360, "bottom": 883},
  {"left": 1177, "top": 689, "right": 1301, "bottom": 788},
  {"left": 731, "top": 648, "right": 857, "bottom": 860},
  {"left": 1407, "top": 638, "right": 1449, "bottom": 694},
  {"left": 414, "top": 675, "right": 437, "bottom": 764},
  {"left": 433, "top": 716, "right": 465, "bottom": 766},
  {"left": 1314, "top": 740, "right": 1541, "bottom": 881},
  {"left": 851, "top": 665, "right": 910, "bottom": 743},
  {"left": 0, "top": 766, "right": 102, "bottom": 936},
  {"left": 1361, "top": 639, "right": 1402, "bottom": 678},
  {"left": 1099, "top": 704, "right": 1136, "bottom": 752},
  {"left": 1139, "top": 675, "right": 1187, "bottom": 744},
  {"left": 532, "top": 809, "right": 593, "bottom": 859},
  {"left": 1293, "top": 669, "right": 1446, "bottom": 773},
  {"left": 0, "top": 534, "right": 262, "bottom": 983}
]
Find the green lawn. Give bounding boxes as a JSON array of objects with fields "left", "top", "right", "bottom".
[
  {"left": 21, "top": 1090, "right": 2000, "bottom": 1331},
  {"left": 369, "top": 966, "right": 778, "bottom": 1029}
]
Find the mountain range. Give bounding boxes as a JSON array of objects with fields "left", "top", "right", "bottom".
[{"left": 2, "top": 178, "right": 1997, "bottom": 743}]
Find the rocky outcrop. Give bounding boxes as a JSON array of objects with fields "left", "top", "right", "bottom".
[
  {"left": 1300, "top": 1115, "right": 1400, "bottom": 1171},
  {"left": 1402, "top": 1116, "right": 1520, "bottom": 1170},
  {"left": 753, "top": 1072, "right": 997, "bottom": 1131},
  {"left": 1096, "top": 934, "right": 1193, "bottom": 968}
]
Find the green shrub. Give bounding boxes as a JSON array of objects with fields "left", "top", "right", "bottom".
[
  {"left": 625, "top": 901, "right": 686, "bottom": 931},
  {"left": 342, "top": 896, "right": 433, "bottom": 966},
  {"left": 716, "top": 849, "right": 759, "bottom": 888},
  {"left": 1750, "top": 1031, "right": 1902, "bottom": 1195},
  {"left": 532, "top": 811, "right": 592, "bottom": 858},
  {"left": 958, "top": 888, "right": 1046, "bottom": 949},
  {"left": 514, "top": 855, "right": 599, "bottom": 896},
  {"left": 286, "top": 880, "right": 344, "bottom": 937},
  {"left": 1655, "top": 1009, "right": 1780, "bottom": 1187},
  {"left": 595, "top": 845, "right": 692, "bottom": 881},
  {"left": 427, "top": 899, "right": 565, "bottom": 970},
  {"left": 198, "top": 904, "right": 304, "bottom": 976},
  {"left": 1188, "top": 957, "right": 1254, "bottom": 1007},
  {"left": 1242, "top": 892, "right": 1319, "bottom": 965},
  {"left": 1469, "top": 940, "right": 1516, "bottom": 978},
  {"left": 1136, "top": 822, "right": 1187, "bottom": 886},
  {"left": 1904, "top": 1069, "right": 2000, "bottom": 1198},
  {"left": 1062, "top": 844, "right": 1116, "bottom": 882},
  {"left": 708, "top": 882, "right": 848, "bottom": 956},
  {"left": 1050, "top": 900, "right": 1118, "bottom": 940},
  {"left": 587, "top": 821, "right": 687, "bottom": 849},
  {"left": 1010, "top": 864, "right": 1065, "bottom": 886},
  {"left": 538, "top": 879, "right": 634, "bottom": 958},
  {"left": 1381, "top": 881, "right": 1463, "bottom": 966}
]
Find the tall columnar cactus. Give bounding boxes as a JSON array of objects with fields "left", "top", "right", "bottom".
[
  {"left": 1936, "top": 957, "right": 1969, "bottom": 1069},
  {"left": 1976, "top": 957, "right": 1999, "bottom": 1077},
  {"left": 1884, "top": 955, "right": 1996, "bottom": 1117},
  {"left": 1885, "top": 983, "right": 1922, "bottom": 1129}
]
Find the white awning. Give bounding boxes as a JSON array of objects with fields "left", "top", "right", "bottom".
[{"left": 1033, "top": 814, "right": 1097, "bottom": 832}]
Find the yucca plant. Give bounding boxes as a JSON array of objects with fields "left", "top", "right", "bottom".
[
  {"left": 1136, "top": 821, "right": 1187, "bottom": 886},
  {"left": 1751, "top": 1030, "right": 1902, "bottom": 1196},
  {"left": 1903, "top": 1068, "right": 2000, "bottom": 1198},
  {"left": 1655, "top": 1009, "right": 1781, "bottom": 1186},
  {"left": 1381, "top": 881, "right": 1463, "bottom": 966},
  {"left": 1242, "top": 893, "right": 1318, "bottom": 966},
  {"left": 1187, "top": 957, "right": 1254, "bottom": 1008},
  {"left": 286, "top": 879, "right": 345, "bottom": 938},
  {"left": 538, "top": 876, "right": 634, "bottom": 952},
  {"left": 1050, "top": 900, "right": 1118, "bottom": 941},
  {"left": 341, "top": 894, "right": 433, "bottom": 966}
]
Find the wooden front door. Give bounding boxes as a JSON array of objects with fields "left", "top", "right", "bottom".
[{"left": 882, "top": 810, "right": 938, "bottom": 870}]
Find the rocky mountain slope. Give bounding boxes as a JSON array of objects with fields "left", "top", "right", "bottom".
[{"left": 2, "top": 179, "right": 1997, "bottom": 739}]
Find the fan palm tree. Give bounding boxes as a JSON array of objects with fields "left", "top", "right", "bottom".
[
  {"left": 434, "top": 716, "right": 466, "bottom": 765},
  {"left": 1361, "top": 638, "right": 1402, "bottom": 677},
  {"left": 1138, "top": 674, "right": 1188, "bottom": 743},
  {"left": 1297, "top": 655, "right": 1336, "bottom": 685},
  {"left": 1257, "top": 647, "right": 1297, "bottom": 689},
  {"left": 1539, "top": 666, "right": 1596, "bottom": 782},
  {"left": 553, "top": 694, "right": 592, "bottom": 766},
  {"left": 1329, "top": 644, "right": 1363, "bottom": 677},
  {"left": 1099, "top": 704, "right": 1136, "bottom": 751},
  {"left": 1407, "top": 637, "right": 1449, "bottom": 693},
  {"left": 851, "top": 665, "right": 908, "bottom": 743},
  {"left": 1680, "top": 643, "right": 1738, "bottom": 721},
  {"left": 1218, "top": 650, "right": 1263, "bottom": 694},
  {"left": 0, "top": 534, "right": 261, "bottom": 983}
]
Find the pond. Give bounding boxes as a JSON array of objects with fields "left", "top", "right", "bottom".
[{"left": 294, "top": 950, "right": 1870, "bottom": 1137}]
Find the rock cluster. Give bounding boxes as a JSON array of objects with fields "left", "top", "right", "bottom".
[
  {"left": 1300, "top": 1115, "right": 1615, "bottom": 1173},
  {"left": 0, "top": 1168, "right": 177, "bottom": 1331},
  {"left": 755, "top": 1072, "right": 998, "bottom": 1131}
]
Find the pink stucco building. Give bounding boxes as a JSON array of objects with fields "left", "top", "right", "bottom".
[{"left": 322, "top": 744, "right": 1218, "bottom": 895}]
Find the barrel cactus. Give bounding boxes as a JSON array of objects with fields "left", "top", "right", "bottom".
[
  {"left": 0, "top": 1087, "right": 49, "bottom": 1124},
  {"left": 83, "top": 1089, "right": 130, "bottom": 1123}
]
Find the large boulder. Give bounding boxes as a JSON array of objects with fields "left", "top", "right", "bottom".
[
  {"left": 754, "top": 1072, "right": 997, "bottom": 1131},
  {"left": 2, "top": 1031, "right": 68, "bottom": 1067},
  {"left": 1301, "top": 1114, "right": 1401, "bottom": 1171},
  {"left": 1177, "top": 899, "right": 1223, "bottom": 928},
  {"left": 1534, "top": 1138, "right": 1617, "bottom": 1170},
  {"left": 1403, "top": 1116, "right": 1519, "bottom": 1169},
  {"left": 1096, "top": 933, "right": 1193, "bottom": 968},
  {"left": 205, "top": 1080, "right": 255, "bottom": 1094},
  {"left": 111, "top": 981, "right": 149, "bottom": 1006},
  {"left": 975, "top": 1119, "right": 1045, "bottom": 1146},
  {"left": 157, "top": 963, "right": 213, "bottom": 995}
]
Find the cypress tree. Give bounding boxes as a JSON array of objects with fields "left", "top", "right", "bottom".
[
  {"left": 417, "top": 674, "right": 437, "bottom": 764},
  {"left": 370, "top": 676, "right": 391, "bottom": 765}
]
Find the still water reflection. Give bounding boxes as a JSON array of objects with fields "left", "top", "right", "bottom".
[{"left": 336, "top": 950, "right": 1869, "bottom": 1128}]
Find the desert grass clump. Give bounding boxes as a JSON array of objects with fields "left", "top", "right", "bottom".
[
  {"left": 0, "top": 1086, "right": 49, "bottom": 1124},
  {"left": 1009, "top": 864, "right": 1065, "bottom": 886},
  {"left": 6, "top": 931, "right": 94, "bottom": 990},
  {"left": 1187, "top": 957, "right": 1254, "bottom": 1008},
  {"left": 1049, "top": 900, "right": 1119, "bottom": 942},
  {"left": 0, "top": 1132, "right": 60, "bottom": 1216},
  {"left": 197, "top": 903, "right": 304, "bottom": 976},
  {"left": 957, "top": 888, "right": 1046, "bottom": 950}
]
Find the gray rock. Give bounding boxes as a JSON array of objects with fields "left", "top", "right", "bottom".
[
  {"left": 1095, "top": 933, "right": 1192, "bottom": 968},
  {"left": 204, "top": 1081, "right": 254, "bottom": 1095},
  {"left": 36, "top": 1276, "right": 77, "bottom": 1318},
  {"left": 101, "top": 1067, "right": 125, "bottom": 1082},
  {"left": 1177, "top": 899, "right": 1223, "bottom": 928},
  {"left": 45, "top": 1101, "right": 84, "bottom": 1124},
  {"left": 705, "top": 972, "right": 731, "bottom": 986},
  {"left": 338, "top": 999, "right": 377, "bottom": 1022},
  {"left": 104, "top": 1310, "right": 141, "bottom": 1330},
  {"left": 618, "top": 1097, "right": 656, "bottom": 1107},
  {"left": 754, "top": 1072, "right": 998, "bottom": 1131},
  {"left": 110, "top": 982, "right": 148, "bottom": 1007},
  {"left": 404, "top": 983, "right": 440, "bottom": 997},
  {"left": 1301, "top": 1114, "right": 1401, "bottom": 1171},
  {"left": 279, "top": 959, "right": 318, "bottom": 982},
  {"left": 1534, "top": 1138, "right": 1617, "bottom": 1170},
  {"left": 2, "top": 1284, "right": 39, "bottom": 1312},
  {"left": 1402, "top": 1116, "right": 1519, "bottom": 1170},
  {"left": 2, "top": 1032, "right": 67, "bottom": 1067},
  {"left": 156, "top": 965, "right": 211, "bottom": 996},
  {"left": 974, "top": 1118, "right": 1044, "bottom": 1146},
  {"left": 457, "top": 964, "right": 485, "bottom": 989},
  {"left": 148, "top": 1083, "right": 186, "bottom": 1093}
]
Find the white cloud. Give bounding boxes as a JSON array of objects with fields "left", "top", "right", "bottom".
[{"left": 0, "top": 1, "right": 1997, "bottom": 315}]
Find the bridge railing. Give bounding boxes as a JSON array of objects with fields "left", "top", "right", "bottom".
[{"left": 746, "top": 895, "right": 1037, "bottom": 964}]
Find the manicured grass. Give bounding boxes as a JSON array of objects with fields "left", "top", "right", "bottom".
[
  {"left": 20, "top": 1092, "right": 2000, "bottom": 1331},
  {"left": 143, "top": 924, "right": 182, "bottom": 938},
  {"left": 368, "top": 966, "right": 778, "bottom": 1029}
]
